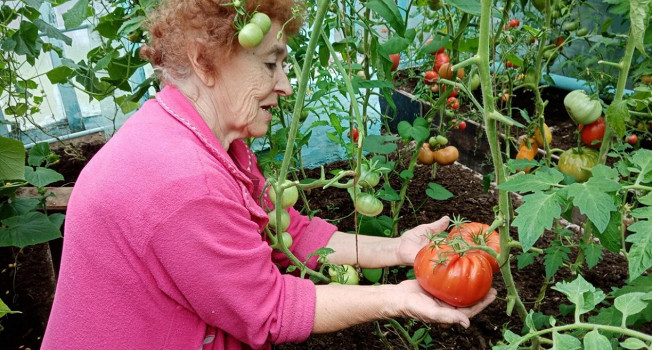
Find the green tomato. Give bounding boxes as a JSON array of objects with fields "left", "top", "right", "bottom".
[
  {"left": 435, "top": 135, "right": 448, "bottom": 145},
  {"left": 429, "top": 136, "right": 438, "bottom": 149},
  {"left": 238, "top": 23, "right": 264, "bottom": 49},
  {"left": 328, "top": 264, "right": 359, "bottom": 285},
  {"left": 269, "top": 180, "right": 299, "bottom": 208},
  {"left": 268, "top": 208, "right": 291, "bottom": 231},
  {"left": 354, "top": 193, "right": 383, "bottom": 217},
  {"left": 576, "top": 27, "right": 589, "bottom": 36},
  {"left": 250, "top": 12, "right": 271, "bottom": 35},
  {"left": 272, "top": 232, "right": 293, "bottom": 250},
  {"left": 469, "top": 74, "right": 481, "bottom": 91},
  {"left": 564, "top": 90, "right": 602, "bottom": 125},
  {"left": 428, "top": 0, "right": 444, "bottom": 11},
  {"left": 562, "top": 20, "right": 579, "bottom": 31},
  {"left": 531, "top": 0, "right": 545, "bottom": 11},
  {"left": 359, "top": 164, "right": 381, "bottom": 188},
  {"left": 558, "top": 147, "right": 599, "bottom": 183}
]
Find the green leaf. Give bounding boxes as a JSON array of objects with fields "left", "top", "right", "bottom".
[
  {"left": 630, "top": 0, "right": 651, "bottom": 55},
  {"left": 512, "top": 191, "right": 562, "bottom": 251},
  {"left": 24, "top": 167, "right": 63, "bottom": 187},
  {"left": 363, "top": 135, "right": 398, "bottom": 155},
  {"left": 580, "top": 242, "right": 603, "bottom": 269},
  {"left": 606, "top": 100, "right": 630, "bottom": 137},
  {"left": 364, "top": 0, "right": 406, "bottom": 36},
  {"left": 46, "top": 65, "right": 74, "bottom": 84},
  {"left": 498, "top": 167, "right": 564, "bottom": 192},
  {"left": 425, "top": 182, "right": 453, "bottom": 200},
  {"left": 625, "top": 220, "right": 652, "bottom": 280},
  {"left": 639, "top": 192, "right": 652, "bottom": 206},
  {"left": 544, "top": 242, "right": 570, "bottom": 277},
  {"left": 552, "top": 275, "right": 605, "bottom": 316},
  {"left": 33, "top": 18, "right": 72, "bottom": 45},
  {"left": 377, "top": 183, "right": 400, "bottom": 201},
  {"left": 631, "top": 149, "right": 652, "bottom": 184},
  {"left": 615, "top": 293, "right": 648, "bottom": 319},
  {"left": 62, "top": 0, "right": 89, "bottom": 29},
  {"left": 400, "top": 170, "right": 413, "bottom": 180},
  {"left": 591, "top": 211, "right": 623, "bottom": 253},
  {"left": 0, "top": 211, "right": 62, "bottom": 248},
  {"left": 0, "top": 297, "right": 21, "bottom": 318},
  {"left": 446, "top": 0, "right": 482, "bottom": 15},
  {"left": 620, "top": 337, "right": 647, "bottom": 350},
  {"left": 552, "top": 332, "right": 582, "bottom": 350},
  {"left": 397, "top": 117, "right": 430, "bottom": 143},
  {"left": 361, "top": 268, "right": 383, "bottom": 283},
  {"left": 27, "top": 142, "right": 50, "bottom": 167},
  {"left": 0, "top": 136, "right": 26, "bottom": 181},
  {"left": 566, "top": 176, "right": 619, "bottom": 233},
  {"left": 11, "top": 20, "right": 42, "bottom": 58},
  {"left": 358, "top": 215, "right": 393, "bottom": 237},
  {"left": 583, "top": 329, "right": 612, "bottom": 350},
  {"left": 516, "top": 252, "right": 538, "bottom": 269}
]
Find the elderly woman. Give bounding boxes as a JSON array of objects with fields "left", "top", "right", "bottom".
[{"left": 43, "top": 0, "right": 495, "bottom": 349}]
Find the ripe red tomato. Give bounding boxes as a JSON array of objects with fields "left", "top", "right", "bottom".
[
  {"left": 448, "top": 222, "right": 500, "bottom": 272},
  {"left": 627, "top": 134, "right": 638, "bottom": 145},
  {"left": 457, "top": 121, "right": 467, "bottom": 131},
  {"left": 438, "top": 62, "right": 464, "bottom": 81},
  {"left": 414, "top": 242, "right": 494, "bottom": 307},
  {"left": 509, "top": 18, "right": 520, "bottom": 28},
  {"left": 347, "top": 128, "right": 359, "bottom": 142},
  {"left": 434, "top": 53, "right": 450, "bottom": 71},
  {"left": 389, "top": 53, "right": 400, "bottom": 71},
  {"left": 424, "top": 70, "right": 439, "bottom": 85},
  {"left": 447, "top": 96, "right": 460, "bottom": 110},
  {"left": 579, "top": 117, "right": 605, "bottom": 148}
]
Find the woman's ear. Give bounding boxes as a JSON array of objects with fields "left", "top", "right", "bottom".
[{"left": 186, "top": 38, "right": 215, "bottom": 86}]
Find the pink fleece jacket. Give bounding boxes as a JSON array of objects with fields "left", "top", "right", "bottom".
[{"left": 42, "top": 86, "right": 337, "bottom": 350}]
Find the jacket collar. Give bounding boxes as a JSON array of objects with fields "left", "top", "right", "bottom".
[{"left": 155, "top": 85, "right": 255, "bottom": 192}]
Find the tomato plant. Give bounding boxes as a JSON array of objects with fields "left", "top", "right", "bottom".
[
  {"left": 433, "top": 146, "right": 459, "bottom": 166},
  {"left": 269, "top": 180, "right": 299, "bottom": 208},
  {"left": 354, "top": 193, "right": 383, "bottom": 217},
  {"left": 347, "top": 128, "right": 359, "bottom": 142},
  {"left": 534, "top": 123, "right": 552, "bottom": 147},
  {"left": 414, "top": 242, "right": 494, "bottom": 307},
  {"left": 249, "top": 12, "right": 271, "bottom": 35},
  {"left": 389, "top": 53, "right": 400, "bottom": 72},
  {"left": 329, "top": 264, "right": 359, "bottom": 285},
  {"left": 557, "top": 147, "right": 599, "bottom": 183},
  {"left": 448, "top": 222, "right": 500, "bottom": 272},
  {"left": 564, "top": 90, "right": 602, "bottom": 125},
  {"left": 238, "top": 23, "right": 264, "bottom": 49},
  {"left": 579, "top": 117, "right": 605, "bottom": 148}
]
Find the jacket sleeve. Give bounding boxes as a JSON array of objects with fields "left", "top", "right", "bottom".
[{"left": 145, "top": 193, "right": 316, "bottom": 348}]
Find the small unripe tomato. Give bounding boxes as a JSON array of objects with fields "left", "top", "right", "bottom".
[
  {"left": 268, "top": 209, "right": 291, "bottom": 231},
  {"left": 354, "top": 193, "right": 384, "bottom": 217},
  {"left": 329, "top": 264, "right": 359, "bottom": 285},
  {"left": 269, "top": 180, "right": 299, "bottom": 208}
]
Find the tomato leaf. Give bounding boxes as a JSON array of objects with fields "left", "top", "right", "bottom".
[
  {"left": 552, "top": 275, "right": 606, "bottom": 316},
  {"left": 620, "top": 338, "right": 648, "bottom": 350},
  {"left": 590, "top": 211, "right": 623, "bottom": 253},
  {"left": 445, "top": 0, "right": 482, "bottom": 16},
  {"left": 499, "top": 167, "right": 564, "bottom": 192},
  {"left": 543, "top": 242, "right": 570, "bottom": 278},
  {"left": 377, "top": 183, "right": 400, "bottom": 201},
  {"left": 364, "top": 0, "right": 406, "bottom": 36},
  {"left": 631, "top": 149, "right": 652, "bottom": 184},
  {"left": 361, "top": 268, "right": 383, "bottom": 283},
  {"left": 630, "top": 0, "right": 651, "bottom": 56},
  {"left": 0, "top": 298, "right": 20, "bottom": 318},
  {"left": 625, "top": 219, "right": 652, "bottom": 281},
  {"left": 512, "top": 191, "right": 562, "bottom": 252},
  {"left": 615, "top": 293, "right": 648, "bottom": 320},
  {"left": 566, "top": 165, "right": 621, "bottom": 233},
  {"left": 606, "top": 100, "right": 629, "bottom": 137},
  {"left": 580, "top": 243, "right": 603, "bottom": 269},
  {"left": 516, "top": 252, "right": 538, "bottom": 269},
  {"left": 363, "top": 135, "right": 399, "bottom": 155}
]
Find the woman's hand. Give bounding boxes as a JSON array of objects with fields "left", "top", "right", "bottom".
[
  {"left": 396, "top": 216, "right": 450, "bottom": 266},
  {"left": 395, "top": 280, "right": 497, "bottom": 328}
]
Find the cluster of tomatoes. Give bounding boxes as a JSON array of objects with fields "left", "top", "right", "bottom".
[
  {"left": 238, "top": 12, "right": 272, "bottom": 49},
  {"left": 418, "top": 135, "right": 459, "bottom": 166},
  {"left": 414, "top": 222, "right": 500, "bottom": 307},
  {"left": 422, "top": 42, "right": 465, "bottom": 110},
  {"left": 266, "top": 179, "right": 300, "bottom": 250}
]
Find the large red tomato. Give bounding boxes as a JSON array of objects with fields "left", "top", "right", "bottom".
[
  {"left": 414, "top": 242, "right": 494, "bottom": 307},
  {"left": 448, "top": 222, "right": 500, "bottom": 272}
]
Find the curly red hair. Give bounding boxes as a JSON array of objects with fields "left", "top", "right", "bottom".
[{"left": 140, "top": 0, "right": 303, "bottom": 83}]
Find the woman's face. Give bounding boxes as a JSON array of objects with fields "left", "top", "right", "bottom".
[{"left": 213, "top": 21, "right": 292, "bottom": 140}]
